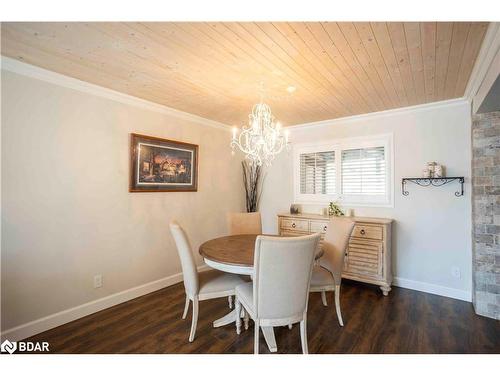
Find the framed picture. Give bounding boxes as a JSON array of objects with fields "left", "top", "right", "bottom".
[{"left": 130, "top": 133, "right": 198, "bottom": 192}]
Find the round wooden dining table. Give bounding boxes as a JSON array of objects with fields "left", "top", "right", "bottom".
[
  {"left": 200, "top": 234, "right": 257, "bottom": 275},
  {"left": 199, "top": 234, "right": 277, "bottom": 352}
]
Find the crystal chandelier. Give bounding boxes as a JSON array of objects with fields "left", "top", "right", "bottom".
[{"left": 231, "top": 102, "right": 290, "bottom": 166}]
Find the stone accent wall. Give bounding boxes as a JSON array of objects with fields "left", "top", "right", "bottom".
[{"left": 472, "top": 111, "right": 500, "bottom": 320}]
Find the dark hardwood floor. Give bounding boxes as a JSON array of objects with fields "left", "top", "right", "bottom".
[{"left": 28, "top": 280, "right": 500, "bottom": 354}]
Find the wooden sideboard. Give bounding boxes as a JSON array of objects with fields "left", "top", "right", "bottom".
[{"left": 277, "top": 213, "right": 393, "bottom": 296}]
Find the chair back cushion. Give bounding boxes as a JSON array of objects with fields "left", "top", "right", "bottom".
[
  {"left": 169, "top": 221, "right": 199, "bottom": 297},
  {"left": 253, "top": 233, "right": 320, "bottom": 320},
  {"left": 321, "top": 217, "right": 355, "bottom": 284},
  {"left": 227, "top": 212, "right": 262, "bottom": 235}
]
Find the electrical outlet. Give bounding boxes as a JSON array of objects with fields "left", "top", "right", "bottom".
[
  {"left": 94, "top": 274, "right": 103, "bottom": 288},
  {"left": 451, "top": 267, "right": 461, "bottom": 279}
]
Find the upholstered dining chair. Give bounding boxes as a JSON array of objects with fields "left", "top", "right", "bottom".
[
  {"left": 309, "top": 217, "right": 355, "bottom": 326},
  {"left": 226, "top": 212, "right": 262, "bottom": 308},
  {"left": 234, "top": 233, "right": 321, "bottom": 354},
  {"left": 227, "top": 212, "right": 262, "bottom": 235},
  {"left": 169, "top": 220, "right": 247, "bottom": 342}
]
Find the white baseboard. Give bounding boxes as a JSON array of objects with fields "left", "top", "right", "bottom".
[
  {"left": 393, "top": 277, "right": 472, "bottom": 302},
  {"left": 0, "top": 265, "right": 210, "bottom": 342}
]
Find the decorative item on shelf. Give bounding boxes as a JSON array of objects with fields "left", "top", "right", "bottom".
[
  {"left": 230, "top": 86, "right": 291, "bottom": 166},
  {"left": 328, "top": 201, "right": 345, "bottom": 217},
  {"left": 422, "top": 162, "right": 445, "bottom": 178},
  {"left": 434, "top": 164, "right": 444, "bottom": 178},
  {"left": 242, "top": 160, "right": 264, "bottom": 212},
  {"left": 345, "top": 208, "right": 353, "bottom": 217},
  {"left": 290, "top": 204, "right": 301, "bottom": 215},
  {"left": 426, "top": 161, "right": 436, "bottom": 177}
]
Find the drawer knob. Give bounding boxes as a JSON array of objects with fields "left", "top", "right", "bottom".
[
  {"left": 323, "top": 226, "right": 328, "bottom": 231},
  {"left": 292, "top": 223, "right": 296, "bottom": 228},
  {"left": 360, "top": 229, "right": 366, "bottom": 235}
]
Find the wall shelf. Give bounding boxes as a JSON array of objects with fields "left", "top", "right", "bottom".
[{"left": 402, "top": 177, "right": 465, "bottom": 197}]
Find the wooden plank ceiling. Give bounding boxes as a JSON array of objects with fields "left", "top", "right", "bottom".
[{"left": 1, "top": 22, "right": 489, "bottom": 126}]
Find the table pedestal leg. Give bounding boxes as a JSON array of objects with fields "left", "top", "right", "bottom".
[
  {"left": 212, "top": 312, "right": 278, "bottom": 352},
  {"left": 213, "top": 310, "right": 237, "bottom": 328}
]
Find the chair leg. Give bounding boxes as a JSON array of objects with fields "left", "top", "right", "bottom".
[
  {"left": 244, "top": 310, "right": 249, "bottom": 330},
  {"left": 188, "top": 296, "right": 199, "bottom": 342},
  {"left": 321, "top": 291, "right": 328, "bottom": 306},
  {"left": 254, "top": 321, "right": 260, "bottom": 354},
  {"left": 300, "top": 318, "right": 308, "bottom": 354},
  {"left": 335, "top": 284, "right": 344, "bottom": 326},
  {"left": 182, "top": 295, "right": 190, "bottom": 319},
  {"left": 235, "top": 298, "right": 242, "bottom": 335},
  {"left": 228, "top": 295, "right": 233, "bottom": 309}
]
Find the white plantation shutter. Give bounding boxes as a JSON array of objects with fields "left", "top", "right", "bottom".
[
  {"left": 294, "top": 136, "right": 392, "bottom": 206},
  {"left": 299, "top": 151, "right": 336, "bottom": 195},
  {"left": 341, "top": 146, "right": 386, "bottom": 195}
]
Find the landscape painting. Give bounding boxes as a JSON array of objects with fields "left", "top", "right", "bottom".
[{"left": 130, "top": 133, "right": 198, "bottom": 192}]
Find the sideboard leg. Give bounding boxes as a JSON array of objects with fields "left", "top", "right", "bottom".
[{"left": 380, "top": 285, "right": 391, "bottom": 296}]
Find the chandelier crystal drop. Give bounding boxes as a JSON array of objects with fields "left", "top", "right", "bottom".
[{"left": 230, "top": 102, "right": 290, "bottom": 166}]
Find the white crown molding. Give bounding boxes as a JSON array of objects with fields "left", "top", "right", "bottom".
[
  {"left": 0, "top": 56, "right": 231, "bottom": 132},
  {"left": 0, "top": 265, "right": 210, "bottom": 342},
  {"left": 464, "top": 22, "right": 500, "bottom": 102},
  {"left": 288, "top": 98, "right": 469, "bottom": 130}
]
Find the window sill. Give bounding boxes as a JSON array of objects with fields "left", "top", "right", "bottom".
[{"left": 294, "top": 198, "right": 394, "bottom": 209}]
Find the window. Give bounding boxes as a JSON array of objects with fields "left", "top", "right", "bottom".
[
  {"left": 293, "top": 135, "right": 393, "bottom": 207},
  {"left": 341, "top": 146, "right": 385, "bottom": 195},
  {"left": 299, "top": 151, "right": 336, "bottom": 195}
]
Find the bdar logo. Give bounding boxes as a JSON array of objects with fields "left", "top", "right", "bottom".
[
  {"left": 1, "top": 339, "right": 17, "bottom": 354},
  {"left": 1, "top": 340, "right": 49, "bottom": 353}
]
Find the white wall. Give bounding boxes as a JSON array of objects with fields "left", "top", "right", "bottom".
[
  {"left": 260, "top": 100, "right": 473, "bottom": 300},
  {"left": 1, "top": 66, "right": 245, "bottom": 334}
]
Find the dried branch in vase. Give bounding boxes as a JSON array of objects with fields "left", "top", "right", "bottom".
[{"left": 242, "top": 160, "right": 264, "bottom": 213}]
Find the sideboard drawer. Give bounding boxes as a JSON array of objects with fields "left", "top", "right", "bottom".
[
  {"left": 281, "top": 218, "right": 309, "bottom": 232},
  {"left": 352, "top": 224, "right": 383, "bottom": 240},
  {"left": 310, "top": 221, "right": 329, "bottom": 234},
  {"left": 280, "top": 230, "right": 309, "bottom": 237}
]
